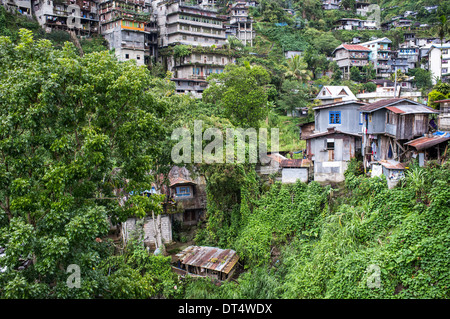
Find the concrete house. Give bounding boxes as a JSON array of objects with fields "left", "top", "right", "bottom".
[
  {"left": 332, "top": 44, "right": 371, "bottom": 80},
  {"left": 304, "top": 99, "right": 366, "bottom": 182},
  {"left": 33, "top": 0, "right": 100, "bottom": 35},
  {"left": 100, "top": 0, "right": 157, "bottom": 66},
  {"left": 360, "top": 98, "right": 438, "bottom": 170},
  {"left": 226, "top": 0, "right": 255, "bottom": 46},
  {"left": 359, "top": 37, "right": 394, "bottom": 79},
  {"left": 168, "top": 166, "right": 206, "bottom": 226},
  {"left": 427, "top": 44, "right": 450, "bottom": 85}
]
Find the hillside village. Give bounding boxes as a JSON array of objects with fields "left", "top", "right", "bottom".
[{"left": 0, "top": 0, "right": 450, "bottom": 300}]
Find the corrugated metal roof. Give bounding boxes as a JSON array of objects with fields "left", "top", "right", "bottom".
[
  {"left": 361, "top": 98, "right": 438, "bottom": 113},
  {"left": 304, "top": 128, "right": 362, "bottom": 139},
  {"left": 378, "top": 160, "right": 406, "bottom": 170},
  {"left": 341, "top": 44, "right": 372, "bottom": 51},
  {"left": 386, "top": 106, "right": 405, "bottom": 114},
  {"left": 280, "top": 159, "right": 312, "bottom": 168},
  {"left": 405, "top": 133, "right": 450, "bottom": 151},
  {"left": 170, "top": 177, "right": 197, "bottom": 187},
  {"left": 175, "top": 246, "right": 239, "bottom": 274}
]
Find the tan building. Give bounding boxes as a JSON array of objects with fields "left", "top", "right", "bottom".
[
  {"left": 332, "top": 44, "right": 371, "bottom": 80},
  {"left": 99, "top": 0, "right": 158, "bottom": 66}
]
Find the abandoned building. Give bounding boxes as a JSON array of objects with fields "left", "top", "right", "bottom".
[
  {"left": 173, "top": 245, "right": 239, "bottom": 281},
  {"left": 360, "top": 98, "right": 439, "bottom": 171},
  {"left": 168, "top": 166, "right": 207, "bottom": 226},
  {"left": 304, "top": 99, "right": 366, "bottom": 182}
]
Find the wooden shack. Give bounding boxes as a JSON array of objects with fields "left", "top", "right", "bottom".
[{"left": 173, "top": 246, "right": 239, "bottom": 281}]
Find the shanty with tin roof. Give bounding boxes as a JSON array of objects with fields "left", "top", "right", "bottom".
[{"left": 173, "top": 246, "right": 239, "bottom": 282}]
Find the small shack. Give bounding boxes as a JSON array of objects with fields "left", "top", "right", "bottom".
[
  {"left": 174, "top": 246, "right": 239, "bottom": 281},
  {"left": 377, "top": 160, "right": 407, "bottom": 189}
]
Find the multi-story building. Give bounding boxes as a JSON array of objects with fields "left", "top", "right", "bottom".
[
  {"left": 355, "top": 0, "right": 370, "bottom": 16},
  {"left": 33, "top": 0, "right": 99, "bottom": 35},
  {"left": 360, "top": 37, "right": 394, "bottom": 79},
  {"left": 226, "top": 0, "right": 255, "bottom": 46},
  {"left": 1, "top": 0, "right": 32, "bottom": 16},
  {"left": 155, "top": 0, "right": 227, "bottom": 48},
  {"left": 333, "top": 18, "right": 377, "bottom": 31},
  {"left": 167, "top": 48, "right": 237, "bottom": 97},
  {"left": 321, "top": 0, "right": 340, "bottom": 10},
  {"left": 332, "top": 44, "right": 371, "bottom": 79},
  {"left": 154, "top": 0, "right": 234, "bottom": 97},
  {"left": 99, "top": 0, "right": 157, "bottom": 66},
  {"left": 394, "top": 44, "right": 419, "bottom": 73},
  {"left": 427, "top": 44, "right": 450, "bottom": 85}
]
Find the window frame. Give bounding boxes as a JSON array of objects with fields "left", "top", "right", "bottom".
[{"left": 329, "top": 111, "right": 341, "bottom": 124}]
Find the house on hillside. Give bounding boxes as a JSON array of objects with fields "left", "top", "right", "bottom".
[
  {"left": 332, "top": 44, "right": 371, "bottom": 80},
  {"left": 359, "top": 37, "right": 394, "bottom": 79},
  {"left": 360, "top": 98, "right": 439, "bottom": 171},
  {"left": 303, "top": 100, "right": 367, "bottom": 182},
  {"left": 427, "top": 44, "right": 450, "bottom": 85},
  {"left": 168, "top": 166, "right": 207, "bottom": 226},
  {"left": 314, "top": 85, "right": 357, "bottom": 105}
]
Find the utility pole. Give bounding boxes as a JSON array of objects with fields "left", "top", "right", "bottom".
[{"left": 393, "top": 58, "right": 397, "bottom": 98}]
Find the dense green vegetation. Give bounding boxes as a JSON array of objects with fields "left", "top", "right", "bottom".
[{"left": 184, "top": 160, "right": 450, "bottom": 299}]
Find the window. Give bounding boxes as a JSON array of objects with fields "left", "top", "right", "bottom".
[
  {"left": 359, "top": 112, "right": 363, "bottom": 125},
  {"left": 125, "top": 53, "right": 129, "bottom": 59},
  {"left": 182, "top": 35, "right": 187, "bottom": 40},
  {"left": 443, "top": 68, "right": 448, "bottom": 74},
  {"left": 443, "top": 49, "right": 448, "bottom": 55},
  {"left": 175, "top": 186, "right": 191, "bottom": 197},
  {"left": 329, "top": 111, "right": 341, "bottom": 124},
  {"left": 326, "top": 139, "right": 335, "bottom": 150},
  {"left": 136, "top": 55, "right": 140, "bottom": 60}
]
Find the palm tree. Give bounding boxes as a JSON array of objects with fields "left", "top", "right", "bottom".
[{"left": 284, "top": 55, "right": 313, "bottom": 83}]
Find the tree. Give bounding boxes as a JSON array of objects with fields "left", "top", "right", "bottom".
[
  {"left": 350, "top": 66, "right": 362, "bottom": 82},
  {"left": 203, "top": 62, "right": 271, "bottom": 128},
  {"left": 277, "top": 79, "right": 310, "bottom": 115},
  {"left": 284, "top": 55, "right": 313, "bottom": 83},
  {"left": 408, "top": 68, "right": 432, "bottom": 90},
  {"left": 0, "top": 30, "right": 172, "bottom": 298}
]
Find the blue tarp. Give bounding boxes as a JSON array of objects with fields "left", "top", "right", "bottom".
[
  {"left": 275, "top": 22, "right": 288, "bottom": 27},
  {"left": 433, "top": 131, "right": 450, "bottom": 138}
]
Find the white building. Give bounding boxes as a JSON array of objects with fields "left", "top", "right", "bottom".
[
  {"left": 315, "top": 86, "right": 357, "bottom": 105},
  {"left": 428, "top": 44, "right": 450, "bottom": 85}
]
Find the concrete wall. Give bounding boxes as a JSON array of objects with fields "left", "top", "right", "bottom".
[
  {"left": 123, "top": 214, "right": 172, "bottom": 246},
  {"left": 281, "top": 168, "right": 308, "bottom": 183}
]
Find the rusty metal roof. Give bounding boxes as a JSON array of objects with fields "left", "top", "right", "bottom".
[
  {"left": 377, "top": 160, "right": 406, "bottom": 170},
  {"left": 169, "top": 177, "right": 197, "bottom": 187},
  {"left": 280, "top": 159, "right": 312, "bottom": 168},
  {"left": 361, "top": 98, "right": 438, "bottom": 113},
  {"left": 404, "top": 133, "right": 450, "bottom": 151},
  {"left": 386, "top": 106, "right": 405, "bottom": 114},
  {"left": 175, "top": 246, "right": 239, "bottom": 274}
]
